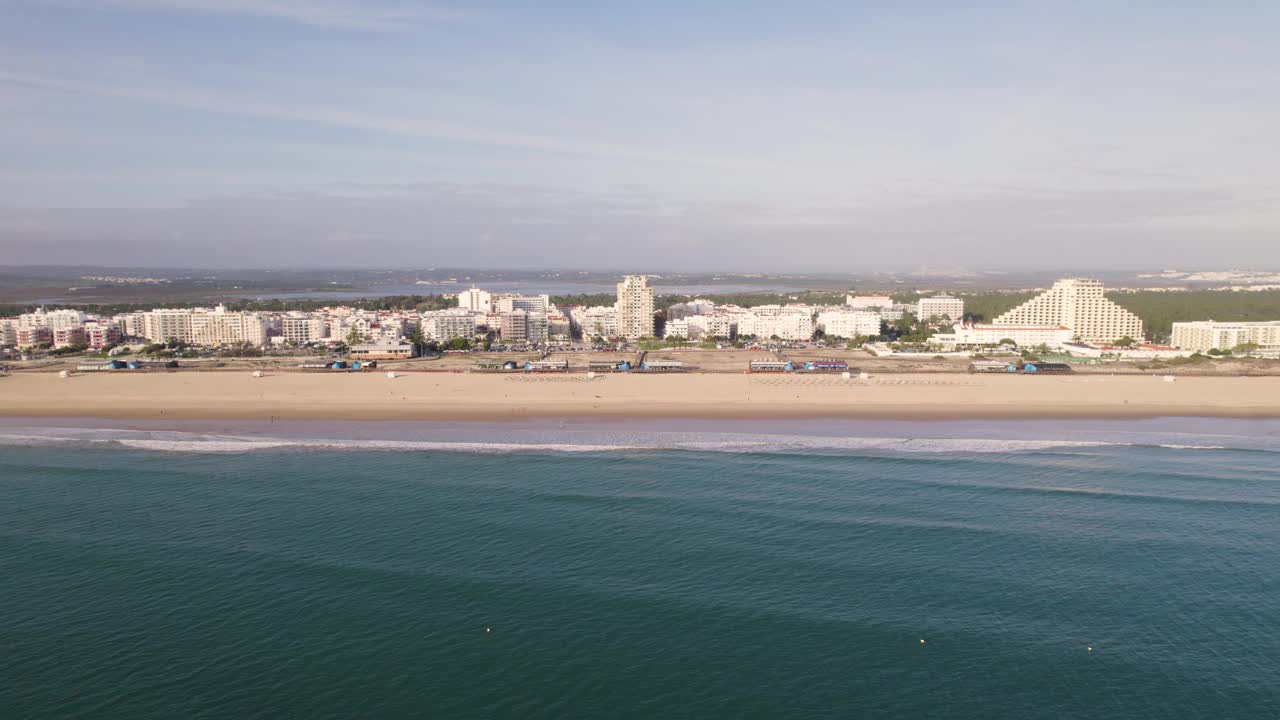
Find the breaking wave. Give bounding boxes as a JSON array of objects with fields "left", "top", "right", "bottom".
[{"left": 0, "top": 427, "right": 1270, "bottom": 456}]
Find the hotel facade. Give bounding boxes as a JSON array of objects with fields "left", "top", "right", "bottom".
[{"left": 993, "top": 279, "right": 1143, "bottom": 343}]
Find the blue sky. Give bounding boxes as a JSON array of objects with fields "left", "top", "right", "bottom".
[{"left": 1, "top": 0, "right": 1278, "bottom": 270}]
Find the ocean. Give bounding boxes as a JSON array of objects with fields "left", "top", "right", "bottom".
[{"left": 2, "top": 418, "right": 1278, "bottom": 719}]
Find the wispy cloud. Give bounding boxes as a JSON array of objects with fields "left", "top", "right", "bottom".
[
  {"left": 18, "top": 0, "right": 463, "bottom": 30},
  {"left": 0, "top": 66, "right": 776, "bottom": 173}
]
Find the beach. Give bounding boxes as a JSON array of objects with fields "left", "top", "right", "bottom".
[{"left": 3, "top": 370, "right": 1279, "bottom": 420}]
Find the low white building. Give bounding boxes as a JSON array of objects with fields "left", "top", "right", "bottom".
[
  {"left": 932, "top": 324, "right": 1074, "bottom": 349},
  {"left": 664, "top": 318, "right": 689, "bottom": 339},
  {"left": 1171, "top": 320, "right": 1280, "bottom": 353},
  {"left": 349, "top": 341, "right": 416, "bottom": 360},
  {"left": 815, "top": 309, "right": 881, "bottom": 339}
]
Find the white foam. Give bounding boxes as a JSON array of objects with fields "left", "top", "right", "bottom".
[{"left": 0, "top": 427, "right": 1269, "bottom": 456}]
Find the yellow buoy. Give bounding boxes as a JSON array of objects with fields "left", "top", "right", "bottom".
[
  {"left": 1087, "top": 646, "right": 1093, "bottom": 652},
  {"left": 920, "top": 639, "right": 926, "bottom": 645}
]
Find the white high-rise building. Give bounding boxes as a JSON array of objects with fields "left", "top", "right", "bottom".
[
  {"left": 616, "top": 275, "right": 655, "bottom": 339},
  {"left": 993, "top": 278, "right": 1143, "bottom": 343},
  {"left": 916, "top": 295, "right": 965, "bottom": 324},
  {"left": 457, "top": 287, "right": 492, "bottom": 313},
  {"left": 1171, "top": 321, "right": 1280, "bottom": 353}
]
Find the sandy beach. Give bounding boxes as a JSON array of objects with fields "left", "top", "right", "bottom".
[{"left": 3, "top": 370, "right": 1279, "bottom": 420}]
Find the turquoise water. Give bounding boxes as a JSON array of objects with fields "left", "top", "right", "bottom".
[{"left": 2, "top": 419, "right": 1279, "bottom": 718}]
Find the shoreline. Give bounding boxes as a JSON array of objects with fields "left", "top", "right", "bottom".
[{"left": 3, "top": 371, "right": 1280, "bottom": 421}]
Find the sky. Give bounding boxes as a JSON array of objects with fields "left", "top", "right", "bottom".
[{"left": 1, "top": 0, "right": 1278, "bottom": 271}]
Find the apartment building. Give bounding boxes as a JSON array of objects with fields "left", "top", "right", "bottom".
[
  {"left": 664, "top": 318, "right": 689, "bottom": 339},
  {"left": 499, "top": 310, "right": 549, "bottom": 344},
  {"left": 685, "top": 313, "right": 735, "bottom": 339},
  {"left": 457, "top": 287, "right": 492, "bottom": 313},
  {"left": 846, "top": 295, "right": 893, "bottom": 310},
  {"left": 494, "top": 294, "right": 550, "bottom": 314},
  {"left": 916, "top": 295, "right": 965, "bottom": 323},
  {"left": 568, "top": 306, "right": 619, "bottom": 339},
  {"left": 143, "top": 306, "right": 267, "bottom": 346},
  {"left": 993, "top": 278, "right": 1143, "bottom": 343},
  {"left": 737, "top": 306, "right": 815, "bottom": 341},
  {"left": 19, "top": 308, "right": 86, "bottom": 331},
  {"left": 616, "top": 275, "right": 655, "bottom": 339},
  {"left": 0, "top": 319, "right": 18, "bottom": 347},
  {"left": 1171, "top": 320, "right": 1280, "bottom": 353},
  {"left": 83, "top": 321, "right": 122, "bottom": 349},
  {"left": 815, "top": 309, "right": 882, "bottom": 339},
  {"left": 420, "top": 310, "right": 477, "bottom": 341},
  {"left": 281, "top": 314, "right": 328, "bottom": 344}
]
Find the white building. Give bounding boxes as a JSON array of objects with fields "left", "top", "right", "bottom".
[
  {"left": 568, "top": 306, "right": 619, "bottom": 339},
  {"left": 19, "top": 308, "right": 85, "bottom": 331},
  {"left": 932, "top": 324, "right": 1074, "bottom": 350},
  {"left": 993, "top": 278, "right": 1143, "bottom": 343},
  {"left": 457, "top": 287, "right": 492, "bottom": 313},
  {"left": 846, "top": 295, "right": 893, "bottom": 310},
  {"left": 281, "top": 314, "right": 327, "bottom": 344},
  {"left": 916, "top": 295, "right": 965, "bottom": 324},
  {"left": 142, "top": 309, "right": 195, "bottom": 344},
  {"left": 685, "top": 313, "right": 736, "bottom": 339},
  {"left": 143, "top": 306, "right": 267, "bottom": 346},
  {"left": 115, "top": 312, "right": 147, "bottom": 339},
  {"left": 1171, "top": 321, "right": 1280, "bottom": 353},
  {"left": 664, "top": 318, "right": 689, "bottom": 339},
  {"left": 189, "top": 306, "right": 268, "bottom": 346},
  {"left": 616, "top": 275, "right": 655, "bottom": 339},
  {"left": 349, "top": 341, "right": 416, "bottom": 360},
  {"left": 420, "top": 310, "right": 477, "bottom": 342},
  {"left": 494, "top": 294, "right": 550, "bottom": 314},
  {"left": 737, "top": 306, "right": 815, "bottom": 341},
  {"left": 815, "top": 309, "right": 882, "bottom": 339}
]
